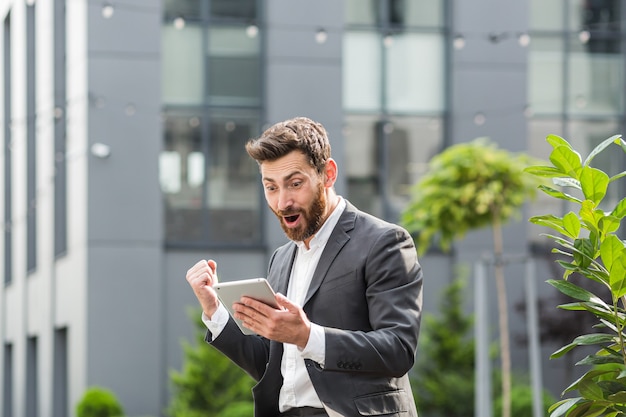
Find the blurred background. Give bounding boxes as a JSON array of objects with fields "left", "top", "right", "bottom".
[{"left": 0, "top": 0, "right": 624, "bottom": 416}]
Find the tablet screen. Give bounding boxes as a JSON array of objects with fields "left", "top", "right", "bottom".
[{"left": 213, "top": 278, "right": 278, "bottom": 335}]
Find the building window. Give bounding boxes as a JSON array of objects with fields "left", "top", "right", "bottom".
[
  {"left": 26, "top": 337, "right": 39, "bottom": 417},
  {"left": 27, "top": 3, "right": 36, "bottom": 272},
  {"left": 4, "top": 12, "right": 12, "bottom": 286},
  {"left": 52, "top": 328, "right": 68, "bottom": 417},
  {"left": 161, "top": 1, "right": 262, "bottom": 246},
  {"left": 161, "top": 111, "right": 261, "bottom": 245},
  {"left": 3, "top": 343, "right": 12, "bottom": 417},
  {"left": 343, "top": 0, "right": 446, "bottom": 221}
]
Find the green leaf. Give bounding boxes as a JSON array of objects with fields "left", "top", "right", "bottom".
[
  {"left": 553, "top": 177, "right": 583, "bottom": 189},
  {"left": 530, "top": 214, "right": 568, "bottom": 235},
  {"left": 610, "top": 255, "right": 626, "bottom": 299},
  {"left": 577, "top": 354, "right": 624, "bottom": 366},
  {"left": 562, "top": 369, "right": 621, "bottom": 394},
  {"left": 551, "top": 334, "right": 617, "bottom": 359},
  {"left": 525, "top": 165, "right": 567, "bottom": 178},
  {"left": 580, "top": 201, "right": 601, "bottom": 236},
  {"left": 584, "top": 134, "right": 623, "bottom": 166},
  {"left": 563, "top": 212, "right": 582, "bottom": 238},
  {"left": 546, "top": 134, "right": 572, "bottom": 149},
  {"left": 549, "top": 397, "right": 583, "bottom": 417},
  {"left": 539, "top": 184, "right": 583, "bottom": 203},
  {"left": 599, "top": 216, "right": 621, "bottom": 236},
  {"left": 611, "top": 198, "right": 626, "bottom": 219},
  {"left": 574, "top": 333, "right": 617, "bottom": 345},
  {"left": 602, "top": 235, "right": 625, "bottom": 273},
  {"left": 550, "top": 145, "right": 583, "bottom": 178},
  {"left": 580, "top": 166, "right": 609, "bottom": 205},
  {"left": 598, "top": 381, "right": 626, "bottom": 403},
  {"left": 547, "top": 279, "right": 608, "bottom": 306},
  {"left": 607, "top": 391, "right": 626, "bottom": 402},
  {"left": 571, "top": 404, "right": 607, "bottom": 417},
  {"left": 578, "top": 378, "right": 606, "bottom": 401},
  {"left": 574, "top": 238, "right": 594, "bottom": 269}
]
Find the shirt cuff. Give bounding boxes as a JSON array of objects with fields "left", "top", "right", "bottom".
[
  {"left": 201, "top": 304, "right": 230, "bottom": 339},
  {"left": 300, "top": 323, "right": 325, "bottom": 367}
]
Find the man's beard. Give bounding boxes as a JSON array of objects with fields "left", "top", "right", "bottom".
[{"left": 273, "top": 183, "right": 326, "bottom": 242}]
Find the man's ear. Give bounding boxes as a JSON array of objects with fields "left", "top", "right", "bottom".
[{"left": 323, "top": 158, "right": 338, "bottom": 187}]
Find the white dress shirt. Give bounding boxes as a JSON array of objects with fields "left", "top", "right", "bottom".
[{"left": 202, "top": 197, "right": 346, "bottom": 412}]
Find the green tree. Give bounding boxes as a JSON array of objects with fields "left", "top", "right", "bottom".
[
  {"left": 411, "top": 273, "right": 475, "bottom": 417},
  {"left": 76, "top": 386, "right": 124, "bottom": 417},
  {"left": 525, "top": 134, "right": 626, "bottom": 417},
  {"left": 167, "top": 309, "right": 254, "bottom": 417},
  {"left": 402, "top": 138, "right": 541, "bottom": 417}
]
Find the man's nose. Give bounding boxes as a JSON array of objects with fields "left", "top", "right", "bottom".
[{"left": 277, "top": 189, "right": 293, "bottom": 211}]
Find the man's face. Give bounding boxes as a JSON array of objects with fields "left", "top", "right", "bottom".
[{"left": 260, "top": 151, "right": 328, "bottom": 243}]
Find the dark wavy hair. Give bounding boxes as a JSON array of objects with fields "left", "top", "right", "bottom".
[{"left": 245, "top": 117, "right": 331, "bottom": 174}]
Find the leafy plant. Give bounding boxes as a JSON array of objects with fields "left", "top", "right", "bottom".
[
  {"left": 167, "top": 308, "right": 254, "bottom": 417},
  {"left": 402, "top": 138, "right": 541, "bottom": 417},
  {"left": 76, "top": 386, "right": 124, "bottom": 417},
  {"left": 525, "top": 133, "right": 626, "bottom": 417}
]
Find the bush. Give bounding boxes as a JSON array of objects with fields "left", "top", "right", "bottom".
[
  {"left": 76, "top": 386, "right": 124, "bottom": 417},
  {"left": 221, "top": 401, "right": 255, "bottom": 417},
  {"left": 167, "top": 308, "right": 254, "bottom": 417}
]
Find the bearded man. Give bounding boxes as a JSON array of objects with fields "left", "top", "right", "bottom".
[{"left": 185, "top": 117, "right": 423, "bottom": 417}]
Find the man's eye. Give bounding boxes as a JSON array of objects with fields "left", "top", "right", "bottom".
[{"left": 291, "top": 181, "right": 302, "bottom": 188}]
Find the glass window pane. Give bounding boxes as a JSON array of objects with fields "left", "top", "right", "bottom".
[
  {"left": 346, "top": 0, "right": 377, "bottom": 25},
  {"left": 386, "top": 33, "right": 444, "bottom": 113},
  {"left": 162, "top": 114, "right": 205, "bottom": 242},
  {"left": 210, "top": 0, "right": 256, "bottom": 20},
  {"left": 567, "top": 35, "right": 623, "bottom": 115},
  {"left": 162, "top": 24, "right": 204, "bottom": 105},
  {"left": 403, "top": 0, "right": 444, "bottom": 27},
  {"left": 344, "top": 115, "right": 382, "bottom": 217},
  {"left": 344, "top": 115, "right": 443, "bottom": 221},
  {"left": 343, "top": 31, "right": 382, "bottom": 112},
  {"left": 206, "top": 114, "right": 261, "bottom": 244},
  {"left": 385, "top": 116, "right": 442, "bottom": 218},
  {"left": 528, "top": 36, "right": 564, "bottom": 115},
  {"left": 163, "top": 0, "right": 201, "bottom": 20},
  {"left": 207, "top": 27, "right": 261, "bottom": 106},
  {"left": 577, "top": 0, "right": 622, "bottom": 33},
  {"left": 346, "top": 0, "right": 444, "bottom": 28},
  {"left": 530, "top": 0, "right": 565, "bottom": 31}
]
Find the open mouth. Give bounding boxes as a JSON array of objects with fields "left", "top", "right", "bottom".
[{"left": 283, "top": 214, "right": 300, "bottom": 226}]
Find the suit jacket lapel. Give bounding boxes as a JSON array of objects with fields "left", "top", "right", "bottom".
[
  {"left": 304, "top": 203, "right": 357, "bottom": 305},
  {"left": 273, "top": 243, "right": 297, "bottom": 296}
]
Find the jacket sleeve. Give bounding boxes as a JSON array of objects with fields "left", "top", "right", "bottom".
[{"left": 321, "top": 225, "right": 423, "bottom": 377}]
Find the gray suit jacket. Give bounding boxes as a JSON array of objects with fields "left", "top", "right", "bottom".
[{"left": 210, "top": 202, "right": 423, "bottom": 417}]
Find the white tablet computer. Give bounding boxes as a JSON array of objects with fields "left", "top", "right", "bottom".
[{"left": 213, "top": 278, "right": 279, "bottom": 335}]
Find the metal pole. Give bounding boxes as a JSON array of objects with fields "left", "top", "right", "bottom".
[
  {"left": 475, "top": 259, "right": 492, "bottom": 417},
  {"left": 526, "top": 258, "right": 544, "bottom": 417}
]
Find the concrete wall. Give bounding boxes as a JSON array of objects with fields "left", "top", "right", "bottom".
[{"left": 84, "top": 0, "right": 164, "bottom": 415}]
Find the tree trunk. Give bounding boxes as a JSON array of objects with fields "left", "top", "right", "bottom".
[{"left": 492, "top": 215, "right": 511, "bottom": 417}]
